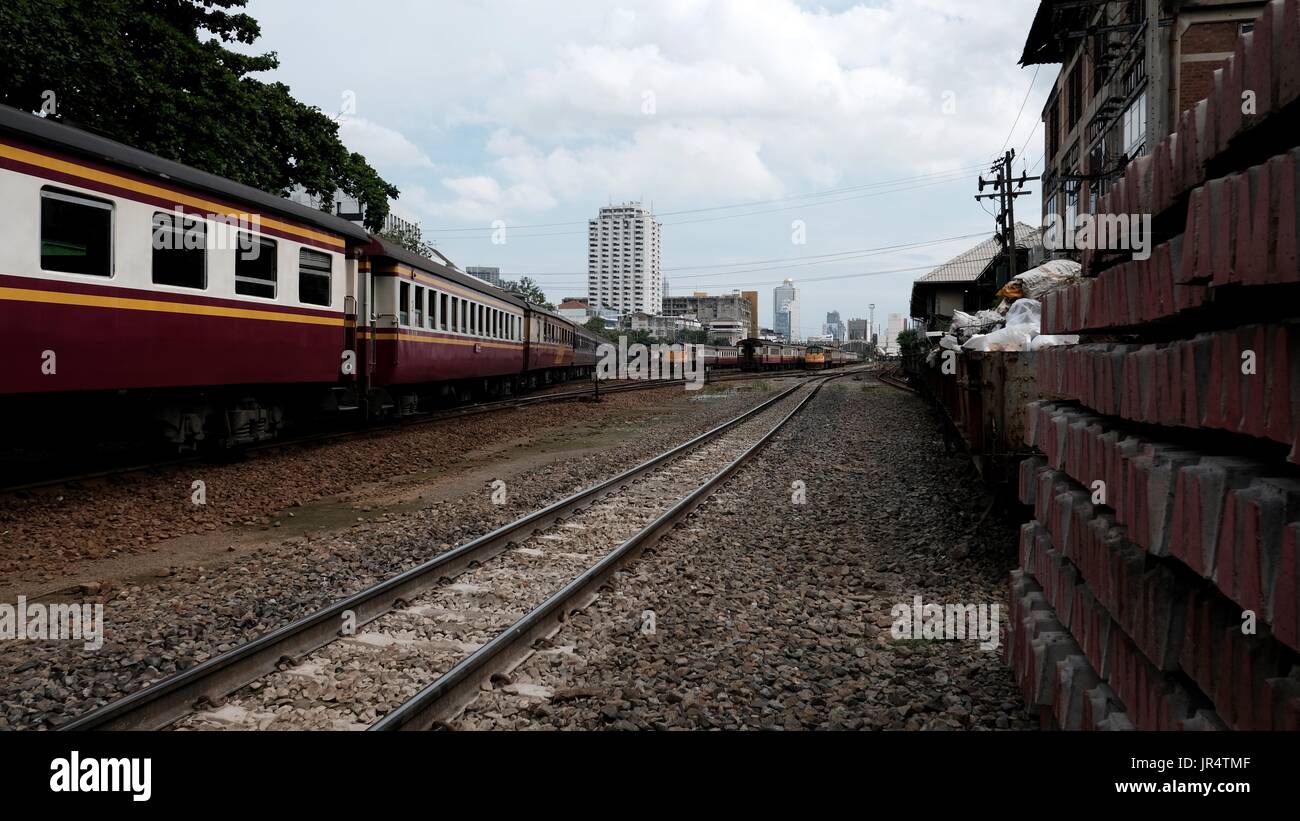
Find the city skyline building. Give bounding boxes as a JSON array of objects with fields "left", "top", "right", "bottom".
[
  {"left": 587, "top": 202, "right": 662, "bottom": 315},
  {"left": 773, "top": 278, "right": 800, "bottom": 343}
]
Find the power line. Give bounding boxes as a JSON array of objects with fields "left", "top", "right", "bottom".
[
  {"left": 490, "top": 231, "right": 988, "bottom": 279},
  {"left": 423, "top": 163, "right": 992, "bottom": 235},
  {"left": 998, "top": 64, "right": 1042, "bottom": 156}
]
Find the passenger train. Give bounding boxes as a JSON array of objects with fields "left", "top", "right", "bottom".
[{"left": 0, "top": 105, "right": 851, "bottom": 450}]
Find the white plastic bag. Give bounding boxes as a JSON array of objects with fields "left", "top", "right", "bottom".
[
  {"left": 962, "top": 325, "right": 1038, "bottom": 352},
  {"left": 1005, "top": 298, "right": 1042, "bottom": 329}
]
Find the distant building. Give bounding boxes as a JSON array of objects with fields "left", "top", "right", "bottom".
[
  {"left": 847, "top": 318, "right": 870, "bottom": 341},
  {"left": 619, "top": 312, "right": 701, "bottom": 341},
  {"left": 588, "top": 202, "right": 662, "bottom": 315},
  {"left": 287, "top": 186, "right": 421, "bottom": 241},
  {"left": 557, "top": 297, "right": 590, "bottom": 322},
  {"left": 883, "top": 314, "right": 907, "bottom": 355},
  {"left": 741, "top": 291, "right": 759, "bottom": 338},
  {"left": 823, "top": 311, "right": 846, "bottom": 343},
  {"left": 757, "top": 327, "right": 782, "bottom": 342},
  {"left": 773, "top": 279, "right": 799, "bottom": 343},
  {"left": 707, "top": 320, "right": 748, "bottom": 345},
  {"left": 466, "top": 266, "right": 502, "bottom": 287},
  {"left": 661, "top": 291, "right": 754, "bottom": 334}
]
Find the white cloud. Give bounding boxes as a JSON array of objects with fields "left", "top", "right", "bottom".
[{"left": 336, "top": 116, "right": 436, "bottom": 170}]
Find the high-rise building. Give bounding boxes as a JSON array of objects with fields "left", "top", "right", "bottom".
[
  {"left": 773, "top": 278, "right": 799, "bottom": 342},
  {"left": 465, "top": 266, "right": 502, "bottom": 287},
  {"left": 823, "top": 311, "right": 846, "bottom": 343},
  {"left": 884, "top": 313, "right": 906, "bottom": 355},
  {"left": 847, "top": 318, "right": 869, "bottom": 341},
  {"left": 587, "top": 202, "right": 662, "bottom": 315}
]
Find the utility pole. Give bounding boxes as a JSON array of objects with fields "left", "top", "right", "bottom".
[{"left": 975, "top": 149, "right": 1040, "bottom": 288}]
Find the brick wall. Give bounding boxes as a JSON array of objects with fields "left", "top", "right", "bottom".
[{"left": 1008, "top": 0, "right": 1300, "bottom": 730}]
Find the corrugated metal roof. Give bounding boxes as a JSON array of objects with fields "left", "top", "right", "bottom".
[
  {"left": 914, "top": 223, "right": 1042, "bottom": 285},
  {"left": 0, "top": 104, "right": 372, "bottom": 244}
]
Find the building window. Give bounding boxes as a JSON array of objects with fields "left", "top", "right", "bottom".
[
  {"left": 235, "top": 233, "right": 277, "bottom": 298},
  {"left": 40, "top": 188, "right": 113, "bottom": 276},
  {"left": 151, "top": 211, "right": 206, "bottom": 289},
  {"left": 1123, "top": 91, "right": 1147, "bottom": 159},
  {"left": 298, "top": 248, "right": 331, "bottom": 306}
]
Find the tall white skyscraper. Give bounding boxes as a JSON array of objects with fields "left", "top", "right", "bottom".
[
  {"left": 587, "top": 202, "right": 662, "bottom": 315},
  {"left": 773, "top": 278, "right": 800, "bottom": 342},
  {"left": 884, "top": 313, "right": 906, "bottom": 354}
]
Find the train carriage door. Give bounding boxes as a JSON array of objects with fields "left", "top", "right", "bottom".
[{"left": 343, "top": 254, "right": 362, "bottom": 387}]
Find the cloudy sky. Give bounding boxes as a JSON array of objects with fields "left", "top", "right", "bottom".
[{"left": 244, "top": 0, "right": 1050, "bottom": 336}]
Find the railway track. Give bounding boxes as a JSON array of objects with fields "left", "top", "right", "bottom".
[
  {"left": 1, "top": 367, "right": 816, "bottom": 495},
  {"left": 875, "top": 366, "right": 917, "bottom": 393},
  {"left": 61, "top": 369, "right": 859, "bottom": 731}
]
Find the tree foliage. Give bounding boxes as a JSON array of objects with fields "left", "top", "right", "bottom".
[
  {"left": 896, "top": 328, "right": 923, "bottom": 356},
  {"left": 0, "top": 0, "right": 399, "bottom": 231},
  {"left": 503, "top": 277, "right": 554, "bottom": 310},
  {"left": 583, "top": 315, "right": 616, "bottom": 341},
  {"left": 379, "top": 223, "right": 438, "bottom": 259}
]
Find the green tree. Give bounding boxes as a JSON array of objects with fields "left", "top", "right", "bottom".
[
  {"left": 584, "top": 315, "right": 616, "bottom": 341},
  {"left": 379, "top": 223, "right": 437, "bottom": 258},
  {"left": 0, "top": 0, "right": 399, "bottom": 232},
  {"left": 896, "top": 328, "right": 923, "bottom": 356},
  {"left": 503, "top": 277, "right": 554, "bottom": 310}
]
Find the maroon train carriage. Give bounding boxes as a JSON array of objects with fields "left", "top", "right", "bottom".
[
  {"left": 0, "top": 105, "right": 369, "bottom": 448},
  {"left": 739, "top": 338, "right": 781, "bottom": 371},
  {"left": 359, "top": 238, "right": 596, "bottom": 413},
  {"left": 525, "top": 305, "right": 580, "bottom": 382},
  {"left": 700, "top": 344, "right": 740, "bottom": 370},
  {"left": 360, "top": 238, "right": 531, "bottom": 413},
  {"left": 0, "top": 105, "right": 599, "bottom": 452}
]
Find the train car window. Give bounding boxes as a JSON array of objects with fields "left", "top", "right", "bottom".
[
  {"left": 297, "top": 248, "right": 331, "bottom": 306},
  {"left": 459, "top": 298, "right": 467, "bottom": 334},
  {"left": 439, "top": 292, "right": 448, "bottom": 331},
  {"left": 399, "top": 282, "right": 410, "bottom": 326},
  {"left": 151, "top": 211, "right": 206, "bottom": 289},
  {"left": 235, "top": 233, "right": 277, "bottom": 298},
  {"left": 414, "top": 287, "right": 424, "bottom": 327},
  {"left": 40, "top": 187, "right": 113, "bottom": 277}
]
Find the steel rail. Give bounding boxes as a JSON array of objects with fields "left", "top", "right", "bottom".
[
  {"left": 58, "top": 376, "right": 825, "bottom": 731},
  {"left": 369, "top": 370, "right": 857, "bottom": 730}
]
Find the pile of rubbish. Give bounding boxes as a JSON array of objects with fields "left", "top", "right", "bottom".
[{"left": 932, "top": 259, "right": 1082, "bottom": 357}]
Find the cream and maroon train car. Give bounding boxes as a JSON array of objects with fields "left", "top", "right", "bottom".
[
  {"left": 525, "top": 306, "right": 578, "bottom": 382},
  {"left": 0, "top": 105, "right": 367, "bottom": 447},
  {"left": 359, "top": 238, "right": 530, "bottom": 411}
]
